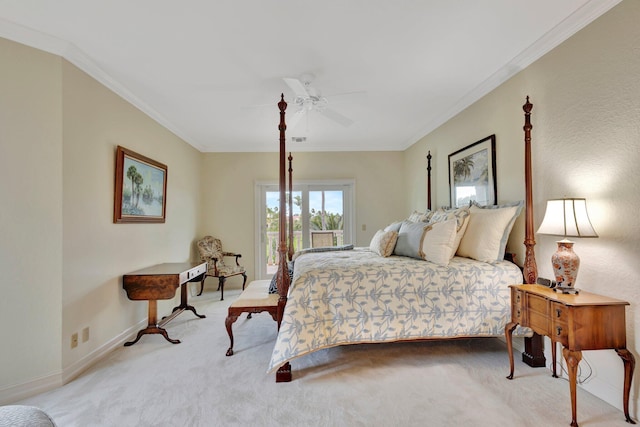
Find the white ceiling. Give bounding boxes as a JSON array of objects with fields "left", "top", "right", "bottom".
[{"left": 0, "top": 0, "right": 621, "bottom": 152}]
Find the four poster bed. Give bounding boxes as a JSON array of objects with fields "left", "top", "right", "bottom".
[{"left": 271, "top": 95, "right": 541, "bottom": 382}]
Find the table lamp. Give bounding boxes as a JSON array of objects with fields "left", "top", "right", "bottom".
[{"left": 536, "top": 198, "right": 598, "bottom": 292}]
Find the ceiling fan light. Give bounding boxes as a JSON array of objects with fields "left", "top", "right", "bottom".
[{"left": 303, "top": 99, "right": 314, "bottom": 111}]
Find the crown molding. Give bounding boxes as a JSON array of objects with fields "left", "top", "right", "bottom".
[
  {"left": 0, "top": 17, "right": 207, "bottom": 152},
  {"left": 0, "top": 0, "right": 623, "bottom": 154}
]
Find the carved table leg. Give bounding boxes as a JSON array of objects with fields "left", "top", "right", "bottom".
[
  {"left": 615, "top": 348, "right": 636, "bottom": 424},
  {"left": 505, "top": 321, "right": 517, "bottom": 379},
  {"left": 169, "top": 282, "right": 206, "bottom": 319},
  {"left": 563, "top": 347, "right": 582, "bottom": 427},
  {"left": 124, "top": 300, "right": 181, "bottom": 346}
]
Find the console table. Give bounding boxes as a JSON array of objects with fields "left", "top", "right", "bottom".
[
  {"left": 123, "top": 262, "right": 207, "bottom": 346},
  {"left": 505, "top": 284, "right": 634, "bottom": 427}
]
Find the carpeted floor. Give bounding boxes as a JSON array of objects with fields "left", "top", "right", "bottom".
[{"left": 17, "top": 287, "right": 631, "bottom": 426}]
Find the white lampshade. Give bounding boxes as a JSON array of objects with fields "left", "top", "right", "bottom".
[{"left": 537, "top": 198, "right": 598, "bottom": 238}]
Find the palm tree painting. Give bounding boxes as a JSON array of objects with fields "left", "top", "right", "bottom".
[
  {"left": 122, "top": 157, "right": 165, "bottom": 216},
  {"left": 448, "top": 135, "right": 496, "bottom": 207},
  {"left": 114, "top": 146, "right": 167, "bottom": 223}
]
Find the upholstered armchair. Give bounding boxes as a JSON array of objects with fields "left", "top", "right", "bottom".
[{"left": 196, "top": 236, "right": 247, "bottom": 300}]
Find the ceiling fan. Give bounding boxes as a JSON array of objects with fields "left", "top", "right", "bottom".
[{"left": 283, "top": 74, "right": 355, "bottom": 129}]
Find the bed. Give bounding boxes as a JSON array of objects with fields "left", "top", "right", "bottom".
[{"left": 271, "top": 95, "right": 540, "bottom": 381}]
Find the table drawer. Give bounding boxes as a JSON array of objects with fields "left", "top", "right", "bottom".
[
  {"left": 551, "top": 302, "right": 568, "bottom": 322},
  {"left": 526, "top": 294, "right": 550, "bottom": 334},
  {"left": 181, "top": 263, "right": 208, "bottom": 283},
  {"left": 512, "top": 304, "right": 524, "bottom": 323},
  {"left": 513, "top": 289, "right": 523, "bottom": 305},
  {"left": 187, "top": 263, "right": 207, "bottom": 280},
  {"left": 511, "top": 289, "right": 524, "bottom": 322},
  {"left": 551, "top": 321, "right": 569, "bottom": 346}
]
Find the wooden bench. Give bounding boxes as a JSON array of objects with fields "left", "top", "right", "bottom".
[{"left": 224, "top": 280, "right": 278, "bottom": 356}]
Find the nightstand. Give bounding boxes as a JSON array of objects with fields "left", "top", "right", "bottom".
[{"left": 505, "top": 284, "right": 634, "bottom": 427}]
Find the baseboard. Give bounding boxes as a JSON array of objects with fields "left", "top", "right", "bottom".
[
  {"left": 62, "top": 319, "right": 146, "bottom": 384},
  {"left": 0, "top": 319, "right": 146, "bottom": 405},
  {"left": 0, "top": 372, "right": 62, "bottom": 406}
]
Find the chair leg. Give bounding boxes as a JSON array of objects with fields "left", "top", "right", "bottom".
[
  {"left": 241, "top": 273, "right": 247, "bottom": 290},
  {"left": 219, "top": 277, "right": 226, "bottom": 301}
]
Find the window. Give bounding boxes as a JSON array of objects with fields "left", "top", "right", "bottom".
[{"left": 255, "top": 180, "right": 354, "bottom": 279}]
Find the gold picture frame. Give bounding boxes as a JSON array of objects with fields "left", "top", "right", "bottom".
[{"left": 114, "top": 146, "right": 167, "bottom": 223}]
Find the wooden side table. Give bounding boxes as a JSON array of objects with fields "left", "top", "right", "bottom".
[
  {"left": 505, "top": 284, "right": 635, "bottom": 427},
  {"left": 123, "top": 262, "right": 207, "bottom": 346}
]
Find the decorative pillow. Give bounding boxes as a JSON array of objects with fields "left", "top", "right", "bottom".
[
  {"left": 393, "top": 221, "right": 428, "bottom": 259},
  {"left": 428, "top": 206, "right": 470, "bottom": 257},
  {"left": 407, "top": 210, "right": 432, "bottom": 223},
  {"left": 369, "top": 229, "right": 399, "bottom": 257},
  {"left": 429, "top": 205, "right": 470, "bottom": 229},
  {"left": 268, "top": 261, "right": 294, "bottom": 294},
  {"left": 420, "top": 218, "right": 458, "bottom": 266},
  {"left": 383, "top": 221, "right": 403, "bottom": 233},
  {"left": 457, "top": 201, "right": 524, "bottom": 262}
]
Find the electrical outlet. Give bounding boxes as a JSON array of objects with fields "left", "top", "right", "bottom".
[
  {"left": 71, "top": 333, "right": 78, "bottom": 349},
  {"left": 361, "top": 224, "right": 366, "bottom": 231},
  {"left": 82, "top": 327, "right": 90, "bottom": 343}
]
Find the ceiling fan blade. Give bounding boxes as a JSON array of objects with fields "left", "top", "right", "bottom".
[
  {"left": 283, "top": 78, "right": 309, "bottom": 98},
  {"left": 320, "top": 107, "right": 354, "bottom": 127}
]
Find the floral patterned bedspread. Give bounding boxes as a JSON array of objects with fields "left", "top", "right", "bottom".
[{"left": 268, "top": 248, "right": 523, "bottom": 371}]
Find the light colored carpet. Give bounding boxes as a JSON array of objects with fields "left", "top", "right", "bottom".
[{"left": 18, "top": 288, "right": 630, "bottom": 427}]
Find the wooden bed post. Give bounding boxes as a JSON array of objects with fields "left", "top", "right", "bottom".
[
  {"left": 521, "top": 96, "right": 545, "bottom": 368},
  {"left": 276, "top": 94, "right": 292, "bottom": 382},
  {"left": 426, "top": 151, "right": 432, "bottom": 211},
  {"left": 288, "top": 152, "right": 294, "bottom": 262},
  {"left": 522, "top": 96, "right": 538, "bottom": 285}
]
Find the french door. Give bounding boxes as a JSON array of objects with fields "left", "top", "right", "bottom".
[{"left": 255, "top": 180, "right": 354, "bottom": 279}]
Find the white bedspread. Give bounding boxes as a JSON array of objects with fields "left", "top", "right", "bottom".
[{"left": 268, "top": 248, "right": 523, "bottom": 371}]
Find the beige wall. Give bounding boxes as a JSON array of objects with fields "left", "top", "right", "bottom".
[
  {"left": 200, "top": 151, "right": 406, "bottom": 283},
  {"left": 60, "top": 61, "right": 202, "bottom": 375},
  {"left": 0, "top": 38, "right": 202, "bottom": 402},
  {"left": 0, "top": 38, "right": 63, "bottom": 393},
  {"left": 404, "top": 90, "right": 527, "bottom": 261},
  {"left": 405, "top": 0, "right": 640, "bottom": 411}
]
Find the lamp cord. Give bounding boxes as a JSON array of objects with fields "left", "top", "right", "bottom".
[{"left": 550, "top": 356, "right": 593, "bottom": 384}]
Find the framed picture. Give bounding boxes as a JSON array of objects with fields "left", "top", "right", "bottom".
[
  {"left": 448, "top": 135, "right": 496, "bottom": 208},
  {"left": 114, "top": 146, "right": 167, "bottom": 223}
]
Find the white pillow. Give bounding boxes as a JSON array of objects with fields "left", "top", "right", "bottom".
[
  {"left": 451, "top": 215, "right": 469, "bottom": 258},
  {"left": 457, "top": 203, "right": 522, "bottom": 262},
  {"left": 428, "top": 206, "right": 470, "bottom": 258},
  {"left": 369, "top": 229, "right": 398, "bottom": 257},
  {"left": 420, "top": 219, "right": 458, "bottom": 266}
]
